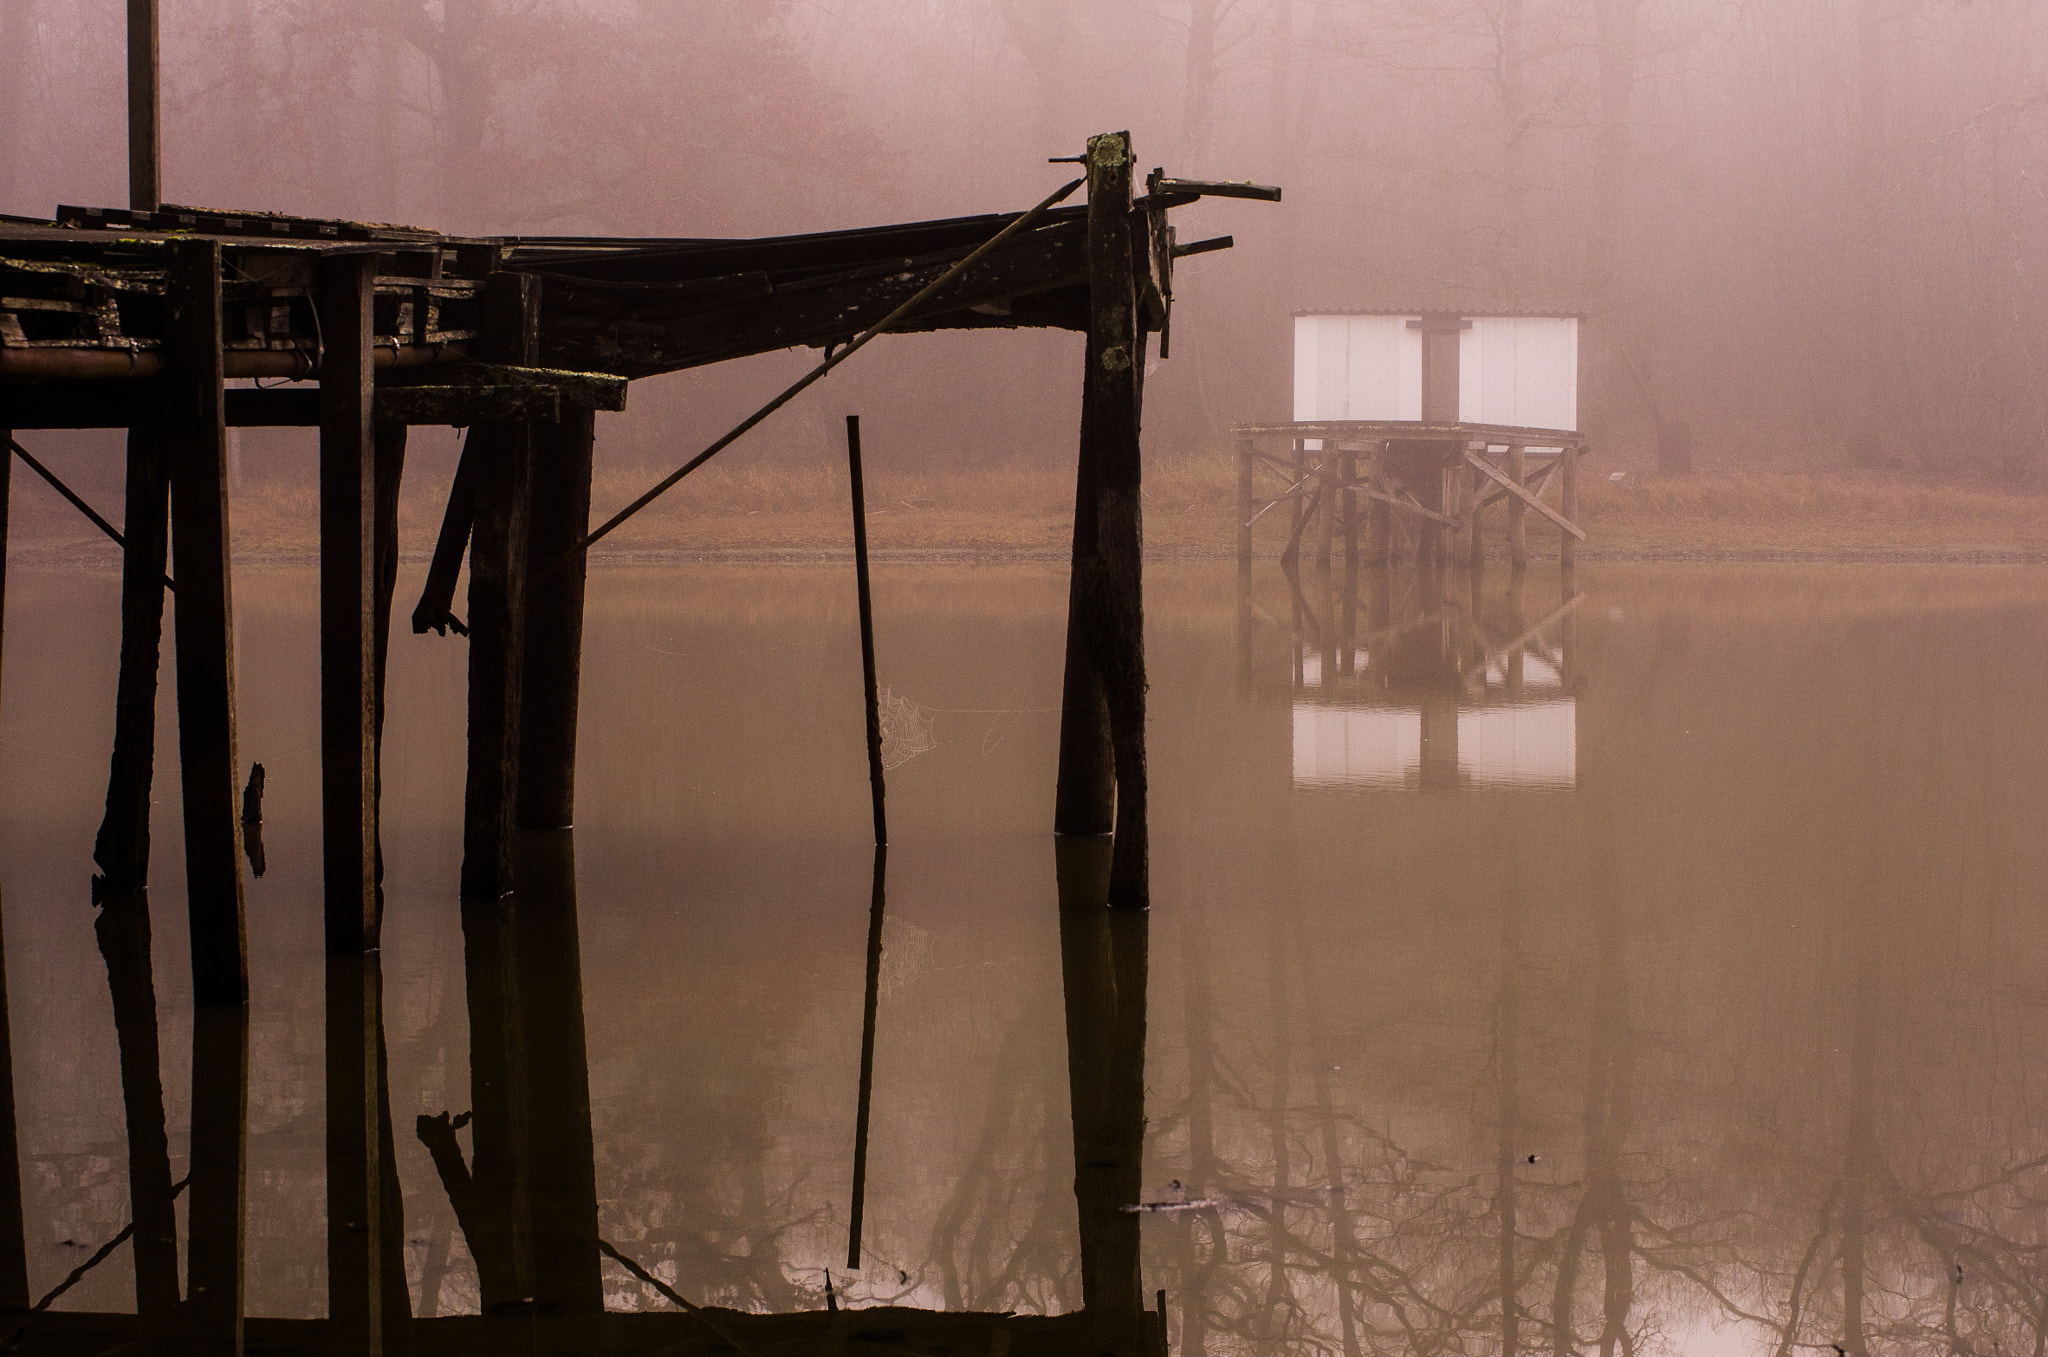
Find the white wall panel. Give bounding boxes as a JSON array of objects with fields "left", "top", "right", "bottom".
[{"left": 1293, "top": 314, "right": 1577, "bottom": 431}]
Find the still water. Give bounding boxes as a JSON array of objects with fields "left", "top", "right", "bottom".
[{"left": 2, "top": 560, "right": 2046, "bottom": 1354}]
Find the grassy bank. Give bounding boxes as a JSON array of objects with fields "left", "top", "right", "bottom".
[{"left": 8, "top": 452, "right": 2047, "bottom": 564}]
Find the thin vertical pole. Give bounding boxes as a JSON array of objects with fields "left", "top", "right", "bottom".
[
  {"left": 1340, "top": 450, "right": 1357, "bottom": 676},
  {"left": 1370, "top": 444, "right": 1391, "bottom": 569},
  {"left": 846, "top": 416, "right": 886, "bottom": 848},
  {"left": 320, "top": 253, "right": 378, "bottom": 955},
  {"left": 846, "top": 846, "right": 886, "bottom": 1269},
  {"left": 164, "top": 236, "right": 247, "bottom": 1007},
  {"left": 126, "top": 0, "right": 160, "bottom": 211}
]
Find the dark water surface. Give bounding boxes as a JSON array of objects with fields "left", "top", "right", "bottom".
[{"left": 3, "top": 560, "right": 2047, "bottom": 1354}]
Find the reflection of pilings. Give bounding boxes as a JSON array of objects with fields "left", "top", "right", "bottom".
[
  {"left": 93, "top": 430, "right": 170, "bottom": 891},
  {"left": 1055, "top": 836, "right": 1151, "bottom": 1355},
  {"left": 508, "top": 830, "right": 603, "bottom": 1317},
  {"left": 457, "top": 890, "right": 532, "bottom": 1310},
  {"left": 327, "top": 951, "right": 411, "bottom": 1354},
  {"left": 92, "top": 888, "right": 179, "bottom": 1315},
  {"left": 1496, "top": 887, "right": 1522, "bottom": 1357},
  {"left": 1841, "top": 947, "right": 1874, "bottom": 1354},
  {"left": 1177, "top": 889, "right": 1221, "bottom": 1357},
  {"left": 1419, "top": 690, "right": 1459, "bottom": 791},
  {"left": 0, "top": 883, "right": 27, "bottom": 1313},
  {"left": 183, "top": 1003, "right": 249, "bottom": 1350},
  {"left": 847, "top": 847, "right": 887, "bottom": 1269}
]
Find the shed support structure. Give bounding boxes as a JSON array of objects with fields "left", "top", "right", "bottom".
[{"left": 519, "top": 406, "right": 596, "bottom": 830}]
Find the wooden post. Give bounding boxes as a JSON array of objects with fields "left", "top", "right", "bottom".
[
  {"left": 321, "top": 252, "right": 378, "bottom": 955},
  {"left": 126, "top": 0, "right": 159, "bottom": 211},
  {"left": 518, "top": 406, "right": 594, "bottom": 831},
  {"left": 1560, "top": 443, "right": 1580, "bottom": 573},
  {"left": 1507, "top": 445, "right": 1527, "bottom": 572},
  {"left": 1370, "top": 444, "right": 1391, "bottom": 569},
  {"left": 1466, "top": 459, "right": 1485, "bottom": 574},
  {"left": 1314, "top": 446, "right": 1333, "bottom": 574},
  {"left": 1340, "top": 450, "right": 1357, "bottom": 676},
  {"left": 461, "top": 273, "right": 538, "bottom": 899},
  {"left": 372, "top": 421, "right": 407, "bottom": 900},
  {"left": 92, "top": 430, "right": 170, "bottom": 892},
  {"left": 184, "top": 1003, "right": 249, "bottom": 1353},
  {"left": 94, "top": 890, "right": 180, "bottom": 1315},
  {"left": 1232, "top": 434, "right": 1253, "bottom": 574},
  {"left": 1052, "top": 131, "right": 1149, "bottom": 907},
  {"left": 164, "top": 237, "right": 247, "bottom": 1007},
  {"left": 845, "top": 416, "right": 887, "bottom": 848},
  {"left": 327, "top": 953, "right": 385, "bottom": 1356}
]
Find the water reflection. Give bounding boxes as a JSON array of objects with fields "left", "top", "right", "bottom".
[
  {"left": 1258, "top": 564, "right": 1580, "bottom": 790},
  {"left": 3, "top": 564, "right": 2048, "bottom": 1355}
]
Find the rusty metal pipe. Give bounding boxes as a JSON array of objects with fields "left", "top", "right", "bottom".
[{"left": 0, "top": 342, "right": 468, "bottom": 384}]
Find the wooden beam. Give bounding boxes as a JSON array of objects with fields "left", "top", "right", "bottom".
[
  {"left": 1464, "top": 451, "right": 1585, "bottom": 541},
  {"left": 162, "top": 237, "right": 248, "bottom": 1007},
  {"left": 321, "top": 253, "right": 379, "bottom": 956}
]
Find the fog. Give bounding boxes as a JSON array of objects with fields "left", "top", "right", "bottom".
[{"left": 4, "top": 0, "right": 2045, "bottom": 480}]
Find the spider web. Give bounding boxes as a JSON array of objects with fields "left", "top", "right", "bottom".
[{"left": 877, "top": 687, "right": 937, "bottom": 770}]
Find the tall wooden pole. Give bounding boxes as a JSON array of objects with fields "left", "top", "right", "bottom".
[
  {"left": 320, "top": 252, "right": 378, "bottom": 955},
  {"left": 846, "top": 846, "right": 886, "bottom": 1269},
  {"left": 1053, "top": 130, "right": 1149, "bottom": 908},
  {"left": 126, "top": 0, "right": 160, "bottom": 211},
  {"left": 164, "top": 237, "right": 247, "bottom": 1007},
  {"left": 0, "top": 888, "right": 27, "bottom": 1315},
  {"left": 93, "top": 431, "right": 170, "bottom": 891},
  {"left": 519, "top": 406, "right": 594, "bottom": 830},
  {"left": 846, "top": 416, "right": 887, "bottom": 847},
  {"left": 462, "top": 273, "right": 538, "bottom": 899}
]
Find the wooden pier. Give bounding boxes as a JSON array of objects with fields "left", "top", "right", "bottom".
[{"left": 0, "top": 130, "right": 1266, "bottom": 1353}]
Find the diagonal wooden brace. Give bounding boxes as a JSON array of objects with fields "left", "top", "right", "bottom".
[{"left": 1465, "top": 451, "right": 1585, "bottom": 541}]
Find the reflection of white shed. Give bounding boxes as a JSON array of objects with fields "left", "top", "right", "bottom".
[{"left": 1293, "top": 313, "right": 1580, "bottom": 431}]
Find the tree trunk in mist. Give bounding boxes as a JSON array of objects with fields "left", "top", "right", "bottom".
[
  {"left": 1182, "top": 0, "right": 1221, "bottom": 172},
  {"left": 1848, "top": 0, "right": 1888, "bottom": 469},
  {"left": 0, "top": 1, "right": 30, "bottom": 210},
  {"left": 435, "top": 0, "right": 497, "bottom": 225},
  {"left": 1497, "top": 0, "right": 1528, "bottom": 301},
  {"left": 1584, "top": 0, "right": 1641, "bottom": 455}
]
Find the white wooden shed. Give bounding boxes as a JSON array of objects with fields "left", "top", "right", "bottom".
[{"left": 1292, "top": 312, "right": 1580, "bottom": 431}]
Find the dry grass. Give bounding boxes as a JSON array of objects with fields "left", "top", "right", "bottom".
[{"left": 7, "top": 451, "right": 2045, "bottom": 564}]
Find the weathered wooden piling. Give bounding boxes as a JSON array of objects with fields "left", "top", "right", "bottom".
[
  {"left": 93, "top": 430, "right": 170, "bottom": 891},
  {"left": 1053, "top": 131, "right": 1150, "bottom": 908},
  {"left": 320, "top": 252, "right": 379, "bottom": 954},
  {"left": 518, "top": 406, "right": 594, "bottom": 831},
  {"left": 163, "top": 237, "right": 248, "bottom": 1006},
  {"left": 461, "top": 273, "right": 538, "bottom": 899},
  {"left": 126, "top": 0, "right": 159, "bottom": 212},
  {"left": 1370, "top": 446, "right": 1392, "bottom": 568},
  {"left": 372, "top": 420, "right": 407, "bottom": 897}
]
